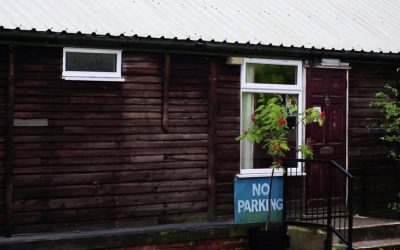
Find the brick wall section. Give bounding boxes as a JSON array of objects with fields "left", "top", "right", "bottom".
[{"left": 107, "top": 237, "right": 248, "bottom": 250}]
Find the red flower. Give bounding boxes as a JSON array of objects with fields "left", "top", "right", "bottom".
[
  {"left": 319, "top": 111, "right": 326, "bottom": 118},
  {"left": 277, "top": 117, "right": 286, "bottom": 126},
  {"left": 272, "top": 144, "right": 281, "bottom": 151},
  {"left": 251, "top": 113, "right": 256, "bottom": 122}
]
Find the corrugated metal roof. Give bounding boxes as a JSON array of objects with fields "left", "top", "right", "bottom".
[{"left": 0, "top": 0, "right": 400, "bottom": 53}]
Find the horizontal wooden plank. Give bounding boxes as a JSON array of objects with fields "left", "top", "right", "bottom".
[
  {"left": 123, "top": 53, "right": 163, "bottom": 62},
  {"left": 13, "top": 216, "right": 158, "bottom": 234},
  {"left": 47, "top": 119, "right": 163, "bottom": 127},
  {"left": 216, "top": 161, "right": 239, "bottom": 171},
  {"left": 13, "top": 201, "right": 208, "bottom": 225},
  {"left": 15, "top": 111, "right": 162, "bottom": 119},
  {"left": 17, "top": 82, "right": 161, "bottom": 91},
  {"left": 349, "top": 136, "right": 383, "bottom": 146},
  {"left": 168, "top": 106, "right": 207, "bottom": 112},
  {"left": 122, "top": 67, "right": 162, "bottom": 76},
  {"left": 14, "top": 190, "right": 207, "bottom": 212},
  {"left": 216, "top": 144, "right": 239, "bottom": 150},
  {"left": 169, "top": 112, "right": 208, "bottom": 119},
  {"left": 349, "top": 117, "right": 384, "bottom": 127},
  {"left": 14, "top": 179, "right": 208, "bottom": 199},
  {"left": 216, "top": 183, "right": 234, "bottom": 193},
  {"left": 15, "top": 72, "right": 60, "bottom": 80},
  {"left": 215, "top": 170, "right": 237, "bottom": 183},
  {"left": 14, "top": 168, "right": 207, "bottom": 186},
  {"left": 14, "top": 126, "right": 207, "bottom": 134},
  {"left": 14, "top": 133, "right": 208, "bottom": 143},
  {"left": 168, "top": 99, "right": 208, "bottom": 105},
  {"left": 122, "top": 61, "right": 161, "bottom": 69},
  {"left": 349, "top": 108, "right": 383, "bottom": 117},
  {"left": 14, "top": 154, "right": 208, "bottom": 167},
  {"left": 14, "top": 140, "right": 208, "bottom": 150},
  {"left": 14, "top": 161, "right": 208, "bottom": 174},
  {"left": 14, "top": 104, "right": 162, "bottom": 112},
  {"left": 216, "top": 193, "right": 233, "bottom": 203},
  {"left": 15, "top": 88, "right": 162, "bottom": 98},
  {"left": 15, "top": 147, "right": 207, "bottom": 158},
  {"left": 169, "top": 91, "right": 206, "bottom": 98},
  {"left": 348, "top": 147, "right": 391, "bottom": 157},
  {"left": 15, "top": 64, "right": 62, "bottom": 72}
]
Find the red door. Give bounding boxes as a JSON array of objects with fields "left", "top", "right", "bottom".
[{"left": 306, "top": 68, "right": 347, "bottom": 204}]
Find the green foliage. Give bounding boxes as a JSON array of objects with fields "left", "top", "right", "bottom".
[
  {"left": 236, "top": 94, "right": 325, "bottom": 168},
  {"left": 371, "top": 81, "right": 400, "bottom": 215},
  {"left": 388, "top": 192, "right": 400, "bottom": 214},
  {"left": 371, "top": 82, "right": 400, "bottom": 162}
]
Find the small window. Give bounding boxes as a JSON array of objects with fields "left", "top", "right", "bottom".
[
  {"left": 246, "top": 64, "right": 297, "bottom": 85},
  {"left": 62, "top": 48, "right": 123, "bottom": 81}
]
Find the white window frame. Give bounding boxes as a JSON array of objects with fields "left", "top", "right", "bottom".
[
  {"left": 62, "top": 48, "right": 124, "bottom": 81},
  {"left": 239, "top": 58, "right": 304, "bottom": 177}
]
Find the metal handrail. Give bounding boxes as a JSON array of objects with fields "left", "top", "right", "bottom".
[
  {"left": 330, "top": 160, "right": 354, "bottom": 178},
  {"left": 283, "top": 158, "right": 353, "bottom": 250}
]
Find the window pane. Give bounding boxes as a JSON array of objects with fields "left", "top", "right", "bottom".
[
  {"left": 66, "top": 52, "right": 117, "bottom": 72},
  {"left": 246, "top": 63, "right": 297, "bottom": 85},
  {"left": 241, "top": 93, "right": 254, "bottom": 169},
  {"left": 242, "top": 93, "right": 298, "bottom": 169}
]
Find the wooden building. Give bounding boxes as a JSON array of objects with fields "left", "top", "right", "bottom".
[{"left": 0, "top": 0, "right": 399, "bottom": 249}]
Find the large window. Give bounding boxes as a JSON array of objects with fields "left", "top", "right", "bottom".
[
  {"left": 62, "top": 48, "right": 123, "bottom": 81},
  {"left": 240, "top": 58, "right": 303, "bottom": 175}
]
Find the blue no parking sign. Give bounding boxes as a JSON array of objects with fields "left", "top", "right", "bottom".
[{"left": 234, "top": 176, "right": 283, "bottom": 224}]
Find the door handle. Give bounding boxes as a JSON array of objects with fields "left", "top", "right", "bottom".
[{"left": 324, "top": 94, "right": 330, "bottom": 106}]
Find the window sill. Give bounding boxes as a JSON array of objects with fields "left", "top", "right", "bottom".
[
  {"left": 236, "top": 171, "right": 306, "bottom": 178},
  {"left": 62, "top": 76, "right": 125, "bottom": 82}
]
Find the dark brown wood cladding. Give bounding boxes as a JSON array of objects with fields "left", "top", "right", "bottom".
[
  {"left": 8, "top": 47, "right": 210, "bottom": 234},
  {"left": 215, "top": 60, "right": 240, "bottom": 219},
  {"left": 0, "top": 46, "right": 7, "bottom": 235},
  {"left": 1, "top": 43, "right": 398, "bottom": 236},
  {"left": 207, "top": 58, "right": 217, "bottom": 220},
  {"left": 4, "top": 45, "right": 15, "bottom": 237},
  {"left": 348, "top": 62, "right": 400, "bottom": 216}
]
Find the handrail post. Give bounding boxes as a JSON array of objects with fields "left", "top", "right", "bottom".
[
  {"left": 282, "top": 160, "right": 287, "bottom": 235},
  {"left": 348, "top": 177, "right": 354, "bottom": 250},
  {"left": 325, "top": 161, "right": 333, "bottom": 250}
]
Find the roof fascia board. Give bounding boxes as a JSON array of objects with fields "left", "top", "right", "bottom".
[{"left": 0, "top": 30, "right": 399, "bottom": 62}]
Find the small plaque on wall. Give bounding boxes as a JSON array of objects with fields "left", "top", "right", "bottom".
[{"left": 13, "top": 119, "right": 48, "bottom": 127}]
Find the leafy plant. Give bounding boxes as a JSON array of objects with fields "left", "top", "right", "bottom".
[
  {"left": 236, "top": 94, "right": 325, "bottom": 229},
  {"left": 371, "top": 81, "right": 400, "bottom": 214},
  {"left": 371, "top": 82, "right": 400, "bottom": 162},
  {"left": 388, "top": 192, "right": 400, "bottom": 213},
  {"left": 237, "top": 94, "right": 324, "bottom": 169}
]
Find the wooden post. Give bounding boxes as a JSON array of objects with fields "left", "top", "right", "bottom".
[
  {"left": 207, "top": 58, "right": 217, "bottom": 221},
  {"left": 4, "top": 45, "right": 15, "bottom": 237},
  {"left": 162, "top": 53, "right": 170, "bottom": 132}
]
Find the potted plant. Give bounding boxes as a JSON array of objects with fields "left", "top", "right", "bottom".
[{"left": 236, "top": 94, "right": 325, "bottom": 250}]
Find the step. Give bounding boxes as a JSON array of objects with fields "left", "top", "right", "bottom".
[
  {"left": 351, "top": 218, "right": 400, "bottom": 242},
  {"left": 334, "top": 237, "right": 400, "bottom": 250}
]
